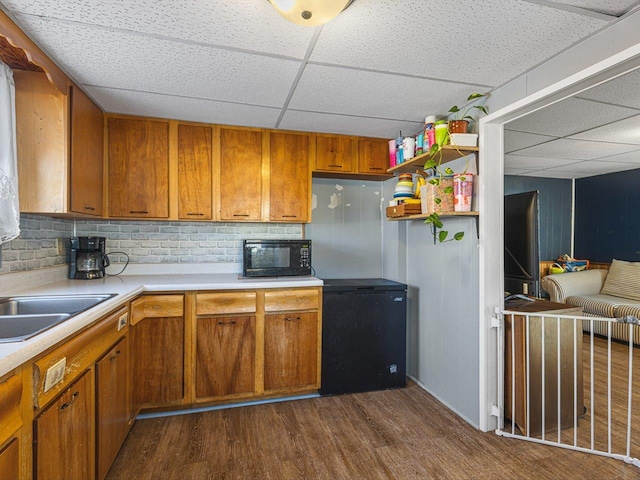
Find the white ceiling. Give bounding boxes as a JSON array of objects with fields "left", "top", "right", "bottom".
[{"left": 1, "top": 0, "right": 639, "bottom": 179}]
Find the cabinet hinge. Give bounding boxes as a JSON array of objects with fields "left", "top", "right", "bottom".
[{"left": 490, "top": 315, "right": 502, "bottom": 329}]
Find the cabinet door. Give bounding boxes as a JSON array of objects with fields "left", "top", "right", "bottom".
[
  {"left": 315, "top": 135, "right": 354, "bottom": 173},
  {"left": 219, "top": 127, "right": 262, "bottom": 221},
  {"left": 358, "top": 138, "right": 389, "bottom": 175},
  {"left": 196, "top": 315, "right": 255, "bottom": 398},
  {"left": 130, "top": 295, "right": 184, "bottom": 407},
  {"left": 178, "top": 124, "right": 212, "bottom": 220},
  {"left": 264, "top": 312, "right": 319, "bottom": 391},
  {"left": 96, "top": 336, "right": 129, "bottom": 480},
  {"left": 107, "top": 117, "right": 169, "bottom": 218},
  {"left": 35, "top": 370, "right": 93, "bottom": 480},
  {"left": 0, "top": 438, "right": 19, "bottom": 480},
  {"left": 269, "top": 132, "right": 310, "bottom": 223},
  {"left": 70, "top": 85, "right": 104, "bottom": 216}
]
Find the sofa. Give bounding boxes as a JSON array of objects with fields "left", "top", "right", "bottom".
[{"left": 540, "top": 259, "right": 640, "bottom": 345}]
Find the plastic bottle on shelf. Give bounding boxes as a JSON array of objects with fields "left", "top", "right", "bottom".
[{"left": 424, "top": 116, "right": 436, "bottom": 149}]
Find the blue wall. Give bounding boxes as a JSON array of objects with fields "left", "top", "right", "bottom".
[
  {"left": 504, "top": 175, "right": 573, "bottom": 261},
  {"left": 575, "top": 168, "right": 640, "bottom": 263}
]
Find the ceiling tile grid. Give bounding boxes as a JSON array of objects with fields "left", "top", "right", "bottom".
[
  {"left": 504, "top": 154, "right": 580, "bottom": 169},
  {"left": 576, "top": 68, "right": 640, "bottom": 109},
  {"left": 3, "top": 0, "right": 315, "bottom": 58},
  {"left": 545, "top": 0, "right": 639, "bottom": 17},
  {"left": 569, "top": 114, "right": 640, "bottom": 145},
  {"left": 504, "top": 130, "right": 559, "bottom": 153}
]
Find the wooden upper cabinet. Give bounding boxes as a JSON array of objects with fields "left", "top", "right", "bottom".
[
  {"left": 107, "top": 117, "right": 169, "bottom": 218},
  {"left": 14, "top": 70, "right": 69, "bottom": 214},
  {"left": 315, "top": 134, "right": 354, "bottom": 173},
  {"left": 70, "top": 85, "right": 103, "bottom": 216},
  {"left": 269, "top": 131, "right": 310, "bottom": 223},
  {"left": 178, "top": 124, "right": 212, "bottom": 220},
  {"left": 358, "top": 138, "right": 389, "bottom": 175},
  {"left": 219, "top": 127, "right": 263, "bottom": 221}
]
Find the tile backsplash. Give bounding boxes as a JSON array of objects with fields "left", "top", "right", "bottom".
[{"left": 0, "top": 214, "right": 302, "bottom": 275}]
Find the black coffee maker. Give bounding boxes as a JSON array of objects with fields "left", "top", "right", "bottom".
[{"left": 69, "top": 236, "right": 110, "bottom": 279}]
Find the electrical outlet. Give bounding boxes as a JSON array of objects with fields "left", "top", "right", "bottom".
[
  {"left": 117, "top": 312, "right": 128, "bottom": 331},
  {"left": 44, "top": 357, "right": 66, "bottom": 393}
]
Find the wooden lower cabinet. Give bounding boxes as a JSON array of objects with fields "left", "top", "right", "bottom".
[
  {"left": 130, "top": 295, "right": 185, "bottom": 407},
  {"left": 264, "top": 311, "right": 319, "bottom": 392},
  {"left": 96, "top": 336, "right": 130, "bottom": 480},
  {"left": 0, "top": 438, "right": 19, "bottom": 480},
  {"left": 34, "top": 370, "right": 93, "bottom": 480},
  {"left": 196, "top": 315, "right": 255, "bottom": 399}
]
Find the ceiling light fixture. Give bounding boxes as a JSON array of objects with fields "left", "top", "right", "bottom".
[{"left": 269, "top": 0, "right": 353, "bottom": 26}]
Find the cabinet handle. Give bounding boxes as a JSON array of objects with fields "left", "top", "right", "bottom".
[
  {"left": 60, "top": 391, "right": 80, "bottom": 410},
  {"left": 233, "top": 214, "right": 250, "bottom": 217},
  {"left": 186, "top": 212, "right": 204, "bottom": 216},
  {"left": 328, "top": 164, "right": 342, "bottom": 168},
  {"left": 130, "top": 210, "right": 149, "bottom": 214},
  {"left": 369, "top": 167, "right": 383, "bottom": 170},
  {"left": 84, "top": 206, "right": 96, "bottom": 211},
  {"left": 109, "top": 349, "right": 122, "bottom": 361},
  {"left": 282, "top": 215, "right": 297, "bottom": 218},
  {"left": 217, "top": 320, "right": 237, "bottom": 325},
  {"left": 284, "top": 316, "right": 301, "bottom": 321}
]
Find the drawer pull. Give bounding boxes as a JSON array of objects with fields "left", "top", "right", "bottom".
[
  {"left": 109, "top": 349, "right": 122, "bottom": 361},
  {"left": 328, "top": 164, "right": 342, "bottom": 168},
  {"left": 285, "top": 316, "right": 301, "bottom": 321},
  {"left": 186, "top": 212, "right": 204, "bottom": 216},
  {"left": 233, "top": 214, "right": 250, "bottom": 217},
  {"left": 369, "top": 167, "right": 383, "bottom": 170},
  {"left": 282, "top": 215, "right": 297, "bottom": 218},
  {"left": 130, "top": 210, "right": 149, "bottom": 214},
  {"left": 60, "top": 391, "right": 80, "bottom": 410},
  {"left": 217, "top": 320, "right": 237, "bottom": 325},
  {"left": 84, "top": 205, "right": 96, "bottom": 211}
]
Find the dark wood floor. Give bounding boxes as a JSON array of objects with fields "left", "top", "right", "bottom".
[{"left": 106, "top": 379, "right": 639, "bottom": 480}]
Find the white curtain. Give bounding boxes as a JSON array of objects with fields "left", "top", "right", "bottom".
[{"left": 0, "top": 60, "right": 20, "bottom": 244}]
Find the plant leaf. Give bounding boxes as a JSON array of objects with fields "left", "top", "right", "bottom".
[
  {"left": 444, "top": 186, "right": 453, "bottom": 194},
  {"left": 438, "top": 230, "right": 449, "bottom": 242},
  {"left": 448, "top": 106, "right": 460, "bottom": 113},
  {"left": 454, "top": 232, "right": 465, "bottom": 241},
  {"left": 434, "top": 197, "right": 441, "bottom": 205},
  {"left": 444, "top": 167, "right": 454, "bottom": 175},
  {"left": 424, "top": 158, "right": 436, "bottom": 169},
  {"left": 467, "top": 93, "right": 485, "bottom": 101},
  {"left": 473, "top": 105, "right": 488, "bottom": 115},
  {"left": 428, "top": 178, "right": 439, "bottom": 185}
]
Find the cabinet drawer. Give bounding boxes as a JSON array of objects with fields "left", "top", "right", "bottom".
[
  {"left": 131, "top": 295, "right": 184, "bottom": 325},
  {"left": 0, "top": 374, "right": 22, "bottom": 446},
  {"left": 33, "top": 306, "right": 127, "bottom": 409},
  {"left": 264, "top": 289, "right": 320, "bottom": 312},
  {"left": 196, "top": 292, "right": 256, "bottom": 315}
]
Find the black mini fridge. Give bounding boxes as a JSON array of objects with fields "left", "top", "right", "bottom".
[{"left": 320, "top": 278, "right": 407, "bottom": 395}]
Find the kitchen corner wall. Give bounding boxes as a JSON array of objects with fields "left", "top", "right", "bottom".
[{"left": 0, "top": 214, "right": 302, "bottom": 275}]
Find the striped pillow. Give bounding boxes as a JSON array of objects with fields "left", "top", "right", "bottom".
[{"left": 600, "top": 259, "right": 640, "bottom": 301}]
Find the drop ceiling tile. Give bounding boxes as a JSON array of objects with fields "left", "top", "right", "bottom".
[
  {"left": 13, "top": 16, "right": 301, "bottom": 108},
  {"left": 311, "top": 0, "right": 608, "bottom": 86},
  {"left": 544, "top": 160, "right": 640, "bottom": 174},
  {"left": 504, "top": 167, "right": 537, "bottom": 175},
  {"left": 545, "top": 0, "right": 638, "bottom": 17},
  {"left": 590, "top": 149, "right": 640, "bottom": 163},
  {"left": 520, "top": 170, "right": 588, "bottom": 179},
  {"left": 85, "top": 86, "right": 282, "bottom": 127},
  {"left": 289, "top": 64, "right": 484, "bottom": 122},
  {"left": 516, "top": 138, "right": 640, "bottom": 160},
  {"left": 576, "top": 69, "right": 640, "bottom": 109},
  {"left": 506, "top": 97, "right": 639, "bottom": 136},
  {"left": 569, "top": 114, "right": 640, "bottom": 145},
  {"left": 279, "top": 110, "right": 422, "bottom": 138},
  {"left": 504, "top": 154, "right": 578, "bottom": 169},
  {"left": 5, "top": 0, "right": 314, "bottom": 58},
  {"left": 504, "top": 130, "right": 557, "bottom": 153}
]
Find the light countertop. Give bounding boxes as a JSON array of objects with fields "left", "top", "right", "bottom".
[{"left": 0, "top": 273, "right": 323, "bottom": 378}]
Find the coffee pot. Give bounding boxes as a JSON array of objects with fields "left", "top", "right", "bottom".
[{"left": 69, "top": 236, "right": 110, "bottom": 279}]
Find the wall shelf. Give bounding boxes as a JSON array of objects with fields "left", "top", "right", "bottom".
[
  {"left": 387, "top": 145, "right": 479, "bottom": 174},
  {"left": 386, "top": 211, "right": 479, "bottom": 221}
]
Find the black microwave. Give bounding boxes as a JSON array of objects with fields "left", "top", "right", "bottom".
[{"left": 242, "top": 239, "right": 312, "bottom": 277}]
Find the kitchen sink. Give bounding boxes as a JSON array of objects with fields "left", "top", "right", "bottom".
[
  {"left": 0, "top": 294, "right": 115, "bottom": 342},
  {"left": 0, "top": 313, "right": 72, "bottom": 343}
]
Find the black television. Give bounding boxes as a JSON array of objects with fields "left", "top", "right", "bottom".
[{"left": 504, "top": 191, "right": 540, "bottom": 298}]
